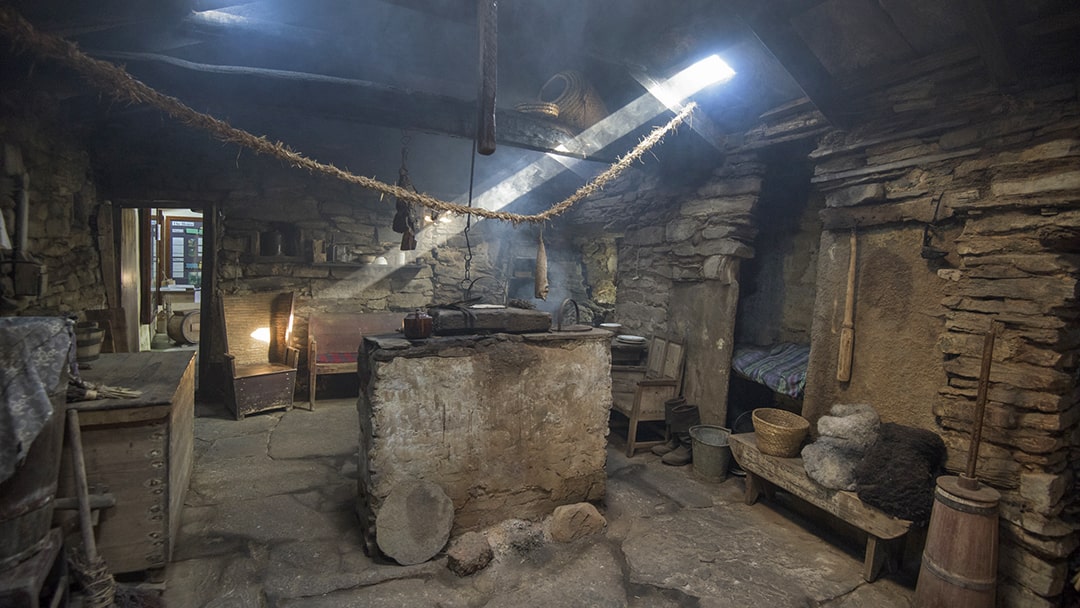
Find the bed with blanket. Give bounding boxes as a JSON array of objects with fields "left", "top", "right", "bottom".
[{"left": 730, "top": 342, "right": 811, "bottom": 398}]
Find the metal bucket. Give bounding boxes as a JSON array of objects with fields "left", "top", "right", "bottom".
[
  {"left": 690, "top": 425, "right": 731, "bottom": 482},
  {"left": 0, "top": 387, "right": 67, "bottom": 570}
]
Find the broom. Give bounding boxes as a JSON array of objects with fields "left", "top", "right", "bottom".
[{"left": 66, "top": 409, "right": 116, "bottom": 608}]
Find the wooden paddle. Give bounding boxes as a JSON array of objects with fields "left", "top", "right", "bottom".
[{"left": 837, "top": 227, "right": 857, "bottom": 382}]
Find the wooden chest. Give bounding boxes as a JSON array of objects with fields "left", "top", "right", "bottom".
[{"left": 59, "top": 351, "right": 196, "bottom": 574}]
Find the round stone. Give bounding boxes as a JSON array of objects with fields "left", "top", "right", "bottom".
[{"left": 375, "top": 480, "right": 455, "bottom": 565}]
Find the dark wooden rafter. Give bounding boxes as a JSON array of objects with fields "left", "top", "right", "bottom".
[
  {"left": 732, "top": 0, "right": 850, "bottom": 128},
  {"left": 86, "top": 51, "right": 602, "bottom": 160},
  {"left": 962, "top": 0, "right": 1020, "bottom": 86},
  {"left": 475, "top": 0, "right": 497, "bottom": 155}
]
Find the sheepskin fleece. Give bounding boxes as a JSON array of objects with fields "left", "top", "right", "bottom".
[
  {"left": 802, "top": 437, "right": 863, "bottom": 491},
  {"left": 854, "top": 423, "right": 946, "bottom": 523},
  {"left": 817, "top": 403, "right": 880, "bottom": 452}
]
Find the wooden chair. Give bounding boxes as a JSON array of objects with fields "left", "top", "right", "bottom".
[
  {"left": 612, "top": 335, "right": 685, "bottom": 456},
  {"left": 220, "top": 291, "right": 299, "bottom": 420},
  {"left": 306, "top": 312, "right": 402, "bottom": 409}
]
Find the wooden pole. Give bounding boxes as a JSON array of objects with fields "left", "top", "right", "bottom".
[
  {"left": 963, "top": 320, "right": 1002, "bottom": 485},
  {"left": 836, "top": 227, "right": 857, "bottom": 382},
  {"left": 66, "top": 409, "right": 98, "bottom": 561}
]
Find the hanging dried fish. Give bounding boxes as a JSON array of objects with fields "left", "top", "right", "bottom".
[{"left": 534, "top": 227, "right": 549, "bottom": 300}]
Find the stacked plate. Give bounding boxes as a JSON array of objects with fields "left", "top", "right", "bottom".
[{"left": 615, "top": 335, "right": 646, "bottom": 345}]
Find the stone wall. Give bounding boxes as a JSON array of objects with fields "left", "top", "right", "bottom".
[
  {"left": 0, "top": 110, "right": 106, "bottom": 316},
  {"left": 570, "top": 154, "right": 765, "bottom": 426},
  {"left": 800, "top": 70, "right": 1080, "bottom": 606}
]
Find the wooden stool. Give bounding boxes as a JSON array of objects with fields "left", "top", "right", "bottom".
[{"left": 0, "top": 528, "right": 68, "bottom": 608}]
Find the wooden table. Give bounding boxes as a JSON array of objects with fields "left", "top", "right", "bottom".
[
  {"left": 60, "top": 351, "right": 196, "bottom": 575},
  {"left": 729, "top": 433, "right": 911, "bottom": 582}
]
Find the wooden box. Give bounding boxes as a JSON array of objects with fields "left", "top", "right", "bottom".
[
  {"left": 59, "top": 351, "right": 196, "bottom": 575},
  {"left": 229, "top": 366, "right": 297, "bottom": 419}
]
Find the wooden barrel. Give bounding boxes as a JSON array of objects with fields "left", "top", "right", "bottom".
[
  {"left": 167, "top": 310, "right": 201, "bottom": 345},
  {"left": 74, "top": 321, "right": 104, "bottom": 363},
  {"left": 915, "top": 476, "right": 1000, "bottom": 608},
  {"left": 0, "top": 386, "right": 67, "bottom": 570}
]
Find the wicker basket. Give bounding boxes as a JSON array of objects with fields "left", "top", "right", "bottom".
[
  {"left": 538, "top": 70, "right": 608, "bottom": 130},
  {"left": 752, "top": 408, "right": 810, "bottom": 458},
  {"left": 514, "top": 101, "right": 560, "bottom": 118}
]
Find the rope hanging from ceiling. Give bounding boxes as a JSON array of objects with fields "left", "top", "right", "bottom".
[{"left": 0, "top": 6, "right": 696, "bottom": 225}]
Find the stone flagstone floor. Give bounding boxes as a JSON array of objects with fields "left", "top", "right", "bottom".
[{"left": 161, "top": 398, "right": 915, "bottom": 607}]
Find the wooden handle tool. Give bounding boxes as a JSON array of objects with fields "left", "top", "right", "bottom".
[
  {"left": 476, "top": 0, "right": 497, "bottom": 155},
  {"left": 836, "top": 227, "right": 857, "bottom": 382}
]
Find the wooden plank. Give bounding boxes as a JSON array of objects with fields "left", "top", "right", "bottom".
[
  {"left": 167, "top": 357, "right": 195, "bottom": 561},
  {"left": 733, "top": 2, "right": 849, "bottom": 127},
  {"left": 59, "top": 419, "right": 169, "bottom": 573},
  {"left": 90, "top": 51, "right": 598, "bottom": 161},
  {"left": 96, "top": 201, "right": 119, "bottom": 311},
  {"left": 74, "top": 352, "right": 197, "bottom": 413},
  {"left": 819, "top": 197, "right": 947, "bottom": 230},
  {"left": 119, "top": 208, "right": 141, "bottom": 353},
  {"left": 729, "top": 433, "right": 911, "bottom": 539}
]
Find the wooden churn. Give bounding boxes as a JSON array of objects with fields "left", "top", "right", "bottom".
[{"left": 915, "top": 320, "right": 1002, "bottom": 607}]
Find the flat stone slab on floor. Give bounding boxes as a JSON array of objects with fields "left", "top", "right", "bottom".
[
  {"left": 167, "top": 401, "right": 915, "bottom": 607},
  {"left": 270, "top": 399, "right": 360, "bottom": 459}
]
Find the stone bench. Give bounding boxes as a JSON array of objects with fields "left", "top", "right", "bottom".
[{"left": 728, "top": 433, "right": 911, "bottom": 582}]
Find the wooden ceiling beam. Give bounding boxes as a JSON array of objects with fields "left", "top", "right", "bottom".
[
  {"left": 962, "top": 0, "right": 1020, "bottom": 87},
  {"left": 86, "top": 51, "right": 607, "bottom": 161},
  {"left": 733, "top": 3, "right": 850, "bottom": 128}
]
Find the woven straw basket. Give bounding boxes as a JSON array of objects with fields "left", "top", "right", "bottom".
[
  {"left": 538, "top": 70, "right": 609, "bottom": 130},
  {"left": 752, "top": 408, "right": 810, "bottom": 458}
]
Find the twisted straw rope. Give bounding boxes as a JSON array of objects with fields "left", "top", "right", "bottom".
[{"left": 0, "top": 7, "right": 696, "bottom": 224}]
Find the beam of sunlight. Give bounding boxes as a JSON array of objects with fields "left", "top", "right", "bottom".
[
  {"left": 337, "top": 55, "right": 736, "bottom": 295},
  {"left": 251, "top": 327, "right": 271, "bottom": 343}
]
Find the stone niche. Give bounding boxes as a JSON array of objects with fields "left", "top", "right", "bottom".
[{"left": 355, "top": 330, "right": 611, "bottom": 544}]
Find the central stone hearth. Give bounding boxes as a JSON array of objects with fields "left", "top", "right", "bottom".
[{"left": 356, "top": 330, "right": 612, "bottom": 548}]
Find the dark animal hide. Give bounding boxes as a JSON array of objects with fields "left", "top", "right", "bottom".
[{"left": 853, "top": 422, "right": 946, "bottom": 523}]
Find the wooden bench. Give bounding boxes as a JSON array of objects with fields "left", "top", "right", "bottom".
[
  {"left": 306, "top": 312, "right": 403, "bottom": 408},
  {"left": 728, "top": 433, "right": 911, "bottom": 582}
]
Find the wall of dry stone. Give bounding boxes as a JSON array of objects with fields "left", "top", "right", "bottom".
[
  {"left": 800, "top": 70, "right": 1080, "bottom": 607},
  {"left": 569, "top": 154, "right": 766, "bottom": 426},
  {"left": 0, "top": 110, "right": 106, "bottom": 317}
]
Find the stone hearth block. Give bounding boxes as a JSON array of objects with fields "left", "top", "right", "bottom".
[
  {"left": 375, "top": 480, "right": 454, "bottom": 565},
  {"left": 430, "top": 307, "right": 551, "bottom": 334},
  {"left": 358, "top": 331, "right": 611, "bottom": 534}
]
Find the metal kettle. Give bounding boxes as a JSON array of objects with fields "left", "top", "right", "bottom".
[{"left": 403, "top": 309, "right": 433, "bottom": 339}]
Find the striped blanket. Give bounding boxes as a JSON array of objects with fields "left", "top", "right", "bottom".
[{"left": 731, "top": 343, "right": 810, "bottom": 398}]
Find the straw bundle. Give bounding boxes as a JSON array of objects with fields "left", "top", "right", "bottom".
[
  {"left": 539, "top": 71, "right": 608, "bottom": 130},
  {"left": 514, "top": 101, "right": 560, "bottom": 118}
]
